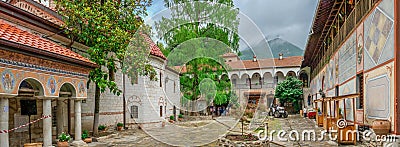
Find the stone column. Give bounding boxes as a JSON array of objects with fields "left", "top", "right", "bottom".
[
  {"left": 56, "top": 100, "right": 64, "bottom": 136},
  {"left": 0, "top": 98, "right": 9, "bottom": 147},
  {"left": 74, "top": 100, "right": 82, "bottom": 141},
  {"left": 43, "top": 99, "right": 52, "bottom": 146}
]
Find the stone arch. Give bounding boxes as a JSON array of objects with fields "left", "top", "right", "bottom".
[
  {"left": 263, "top": 72, "right": 273, "bottom": 87},
  {"left": 231, "top": 74, "right": 239, "bottom": 86},
  {"left": 18, "top": 78, "right": 45, "bottom": 96},
  {"left": 240, "top": 73, "right": 250, "bottom": 80},
  {"left": 251, "top": 72, "right": 262, "bottom": 86},
  {"left": 286, "top": 71, "right": 297, "bottom": 77},
  {"left": 220, "top": 74, "right": 229, "bottom": 80},
  {"left": 59, "top": 82, "right": 77, "bottom": 98},
  {"left": 299, "top": 71, "right": 309, "bottom": 87},
  {"left": 275, "top": 71, "right": 285, "bottom": 83}
]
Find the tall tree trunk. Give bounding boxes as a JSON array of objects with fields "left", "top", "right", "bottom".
[{"left": 93, "top": 84, "right": 100, "bottom": 136}]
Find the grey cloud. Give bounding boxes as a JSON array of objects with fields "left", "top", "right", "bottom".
[{"left": 234, "top": 0, "right": 318, "bottom": 49}]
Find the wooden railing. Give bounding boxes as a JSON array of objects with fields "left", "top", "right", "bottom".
[{"left": 311, "top": 0, "right": 376, "bottom": 79}]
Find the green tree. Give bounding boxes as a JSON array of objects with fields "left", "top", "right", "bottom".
[
  {"left": 274, "top": 77, "right": 303, "bottom": 111},
  {"left": 55, "top": 0, "right": 155, "bottom": 135},
  {"left": 155, "top": 0, "right": 240, "bottom": 111}
]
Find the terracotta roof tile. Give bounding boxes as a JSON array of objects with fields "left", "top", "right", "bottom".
[
  {"left": 142, "top": 34, "right": 166, "bottom": 60},
  {"left": 175, "top": 56, "right": 302, "bottom": 73},
  {"left": 226, "top": 56, "right": 303, "bottom": 69},
  {"left": 0, "top": 21, "right": 94, "bottom": 65}
]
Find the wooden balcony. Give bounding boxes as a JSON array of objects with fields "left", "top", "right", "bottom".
[{"left": 311, "top": 0, "right": 378, "bottom": 79}]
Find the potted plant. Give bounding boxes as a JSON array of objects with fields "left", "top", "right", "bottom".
[
  {"left": 169, "top": 115, "right": 174, "bottom": 123},
  {"left": 82, "top": 130, "right": 92, "bottom": 143},
  {"left": 178, "top": 114, "right": 183, "bottom": 121},
  {"left": 57, "top": 132, "right": 71, "bottom": 147},
  {"left": 98, "top": 124, "right": 107, "bottom": 132},
  {"left": 117, "top": 122, "right": 123, "bottom": 131}
]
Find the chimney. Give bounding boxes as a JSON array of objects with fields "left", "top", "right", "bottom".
[
  {"left": 253, "top": 55, "right": 257, "bottom": 62},
  {"left": 279, "top": 53, "right": 283, "bottom": 60}
]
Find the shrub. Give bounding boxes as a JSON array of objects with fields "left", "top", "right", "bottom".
[
  {"left": 117, "top": 122, "right": 123, "bottom": 127},
  {"left": 58, "top": 132, "right": 71, "bottom": 142},
  {"left": 170, "top": 115, "right": 174, "bottom": 120},
  {"left": 81, "top": 130, "right": 89, "bottom": 139},
  {"left": 98, "top": 125, "right": 106, "bottom": 131},
  {"left": 178, "top": 114, "right": 183, "bottom": 118}
]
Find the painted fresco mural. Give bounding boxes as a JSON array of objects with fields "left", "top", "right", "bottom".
[
  {"left": 356, "top": 23, "right": 364, "bottom": 72},
  {"left": 339, "top": 78, "right": 356, "bottom": 96},
  {"left": 309, "top": 0, "right": 395, "bottom": 128},
  {"left": 0, "top": 66, "right": 88, "bottom": 98},
  {"left": 363, "top": 0, "right": 395, "bottom": 121},
  {"left": 364, "top": 5, "right": 394, "bottom": 70},
  {"left": 338, "top": 33, "right": 356, "bottom": 84}
]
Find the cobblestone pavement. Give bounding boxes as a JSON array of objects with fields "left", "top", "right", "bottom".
[
  {"left": 94, "top": 115, "right": 398, "bottom": 146},
  {"left": 143, "top": 117, "right": 237, "bottom": 146},
  {"left": 95, "top": 117, "right": 237, "bottom": 146}
]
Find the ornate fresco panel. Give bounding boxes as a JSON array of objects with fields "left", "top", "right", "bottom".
[
  {"left": 366, "top": 74, "right": 390, "bottom": 119},
  {"left": 363, "top": 8, "right": 393, "bottom": 69},
  {"left": 338, "top": 33, "right": 357, "bottom": 84},
  {"left": 339, "top": 78, "right": 356, "bottom": 96},
  {"left": 0, "top": 66, "right": 88, "bottom": 98},
  {"left": 356, "top": 23, "right": 364, "bottom": 72},
  {"left": 0, "top": 49, "right": 91, "bottom": 76}
]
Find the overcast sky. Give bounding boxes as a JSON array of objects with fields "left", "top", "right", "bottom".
[{"left": 146, "top": 0, "right": 318, "bottom": 50}]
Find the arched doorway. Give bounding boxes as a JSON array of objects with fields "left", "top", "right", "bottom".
[
  {"left": 287, "top": 71, "right": 296, "bottom": 77},
  {"left": 231, "top": 74, "right": 239, "bottom": 87},
  {"left": 263, "top": 72, "right": 273, "bottom": 88},
  {"left": 10, "top": 78, "right": 45, "bottom": 144},
  {"left": 300, "top": 72, "right": 309, "bottom": 87},
  {"left": 240, "top": 74, "right": 250, "bottom": 89},
  {"left": 56, "top": 83, "right": 76, "bottom": 138},
  {"left": 251, "top": 73, "right": 261, "bottom": 89}
]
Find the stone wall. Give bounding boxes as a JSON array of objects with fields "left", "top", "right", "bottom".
[{"left": 82, "top": 56, "right": 181, "bottom": 130}]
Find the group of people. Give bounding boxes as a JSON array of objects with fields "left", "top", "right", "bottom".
[{"left": 209, "top": 106, "right": 229, "bottom": 116}]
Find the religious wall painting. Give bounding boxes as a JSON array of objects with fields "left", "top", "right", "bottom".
[
  {"left": 1, "top": 69, "right": 15, "bottom": 93},
  {"left": 77, "top": 80, "right": 86, "bottom": 97},
  {"left": 365, "top": 9, "right": 393, "bottom": 64},
  {"left": 356, "top": 23, "right": 364, "bottom": 72},
  {"left": 47, "top": 76, "right": 57, "bottom": 95},
  {"left": 366, "top": 74, "right": 390, "bottom": 119}
]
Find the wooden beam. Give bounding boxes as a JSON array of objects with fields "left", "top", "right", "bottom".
[{"left": 394, "top": 0, "right": 400, "bottom": 134}]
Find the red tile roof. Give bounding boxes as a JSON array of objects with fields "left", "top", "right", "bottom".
[
  {"left": 0, "top": 21, "right": 95, "bottom": 65},
  {"left": 142, "top": 34, "right": 166, "bottom": 60},
  {"left": 226, "top": 56, "right": 303, "bottom": 69},
  {"left": 174, "top": 56, "right": 302, "bottom": 73}
]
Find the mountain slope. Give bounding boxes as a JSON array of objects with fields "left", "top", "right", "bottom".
[{"left": 240, "top": 38, "right": 304, "bottom": 60}]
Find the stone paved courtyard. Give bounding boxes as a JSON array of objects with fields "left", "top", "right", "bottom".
[{"left": 93, "top": 115, "right": 397, "bottom": 146}]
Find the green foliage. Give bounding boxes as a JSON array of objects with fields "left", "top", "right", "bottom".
[
  {"left": 178, "top": 114, "right": 183, "bottom": 118},
  {"left": 98, "top": 125, "right": 106, "bottom": 131},
  {"left": 81, "top": 130, "right": 89, "bottom": 139},
  {"left": 156, "top": 0, "right": 240, "bottom": 106},
  {"left": 274, "top": 76, "right": 303, "bottom": 109},
  {"left": 55, "top": 0, "right": 156, "bottom": 95},
  {"left": 58, "top": 132, "right": 71, "bottom": 142},
  {"left": 117, "top": 122, "right": 123, "bottom": 127},
  {"left": 170, "top": 115, "right": 175, "bottom": 120}
]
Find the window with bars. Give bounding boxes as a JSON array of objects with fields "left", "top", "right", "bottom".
[{"left": 130, "top": 105, "right": 138, "bottom": 119}]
